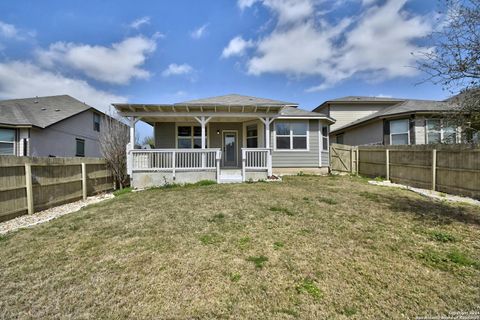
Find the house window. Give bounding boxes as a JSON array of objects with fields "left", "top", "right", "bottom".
[
  {"left": 390, "top": 119, "right": 410, "bottom": 145},
  {"left": 426, "top": 119, "right": 458, "bottom": 144},
  {"left": 177, "top": 126, "right": 207, "bottom": 149},
  {"left": 93, "top": 113, "right": 101, "bottom": 132},
  {"left": 246, "top": 124, "right": 258, "bottom": 148},
  {"left": 275, "top": 121, "right": 308, "bottom": 150},
  {"left": 0, "top": 128, "right": 15, "bottom": 155},
  {"left": 76, "top": 138, "right": 85, "bottom": 157},
  {"left": 322, "top": 126, "right": 329, "bottom": 151}
]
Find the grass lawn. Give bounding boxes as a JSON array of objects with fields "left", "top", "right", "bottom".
[{"left": 1, "top": 175, "right": 479, "bottom": 319}]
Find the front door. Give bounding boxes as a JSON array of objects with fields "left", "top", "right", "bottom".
[{"left": 222, "top": 131, "right": 237, "bottom": 167}]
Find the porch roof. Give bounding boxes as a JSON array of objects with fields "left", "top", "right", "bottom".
[{"left": 112, "top": 94, "right": 334, "bottom": 124}]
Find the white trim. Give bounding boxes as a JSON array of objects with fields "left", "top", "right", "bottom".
[
  {"left": 175, "top": 122, "right": 211, "bottom": 149},
  {"left": 242, "top": 120, "right": 260, "bottom": 149},
  {"left": 119, "top": 111, "right": 279, "bottom": 118},
  {"left": 389, "top": 119, "right": 410, "bottom": 145},
  {"left": 273, "top": 120, "right": 310, "bottom": 152},
  {"left": 222, "top": 130, "right": 239, "bottom": 167},
  {"left": 318, "top": 120, "right": 321, "bottom": 167}
]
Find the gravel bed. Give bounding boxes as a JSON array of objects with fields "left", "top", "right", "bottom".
[
  {"left": 369, "top": 180, "right": 480, "bottom": 206},
  {"left": 0, "top": 193, "right": 114, "bottom": 235}
]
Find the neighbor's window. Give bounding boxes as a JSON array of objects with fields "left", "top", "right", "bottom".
[
  {"left": 390, "top": 119, "right": 409, "bottom": 145},
  {"left": 177, "top": 126, "right": 207, "bottom": 149},
  {"left": 336, "top": 133, "right": 344, "bottom": 145},
  {"left": 0, "top": 128, "right": 15, "bottom": 155},
  {"left": 322, "top": 126, "right": 329, "bottom": 151},
  {"left": 246, "top": 124, "right": 258, "bottom": 148},
  {"left": 426, "top": 119, "right": 457, "bottom": 144},
  {"left": 76, "top": 138, "right": 85, "bottom": 157},
  {"left": 275, "top": 121, "right": 308, "bottom": 150},
  {"left": 93, "top": 113, "right": 101, "bottom": 132}
]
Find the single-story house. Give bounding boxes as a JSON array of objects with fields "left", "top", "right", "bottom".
[
  {"left": 0, "top": 95, "right": 106, "bottom": 157},
  {"left": 113, "top": 94, "right": 334, "bottom": 188},
  {"left": 313, "top": 96, "right": 462, "bottom": 146}
]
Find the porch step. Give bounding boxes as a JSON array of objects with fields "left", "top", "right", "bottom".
[{"left": 219, "top": 175, "right": 243, "bottom": 184}]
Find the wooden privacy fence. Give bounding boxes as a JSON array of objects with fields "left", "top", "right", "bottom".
[
  {"left": 0, "top": 156, "right": 114, "bottom": 222},
  {"left": 330, "top": 144, "right": 480, "bottom": 199}
]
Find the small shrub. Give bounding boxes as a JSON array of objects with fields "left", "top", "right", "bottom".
[
  {"left": 273, "top": 241, "right": 284, "bottom": 250},
  {"left": 229, "top": 273, "right": 241, "bottom": 282},
  {"left": 374, "top": 176, "right": 386, "bottom": 182},
  {"left": 247, "top": 255, "right": 268, "bottom": 269},
  {"left": 296, "top": 278, "right": 323, "bottom": 300},
  {"left": 317, "top": 197, "right": 337, "bottom": 205},
  {"left": 113, "top": 187, "right": 132, "bottom": 197},
  {"left": 199, "top": 233, "right": 223, "bottom": 245},
  {"left": 297, "top": 171, "right": 305, "bottom": 176},
  {"left": 430, "top": 231, "right": 456, "bottom": 243}
]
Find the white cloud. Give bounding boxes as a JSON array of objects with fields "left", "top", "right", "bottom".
[
  {"left": 190, "top": 24, "right": 208, "bottom": 39},
  {"left": 238, "top": 0, "right": 259, "bottom": 10},
  {"left": 221, "top": 36, "right": 254, "bottom": 58},
  {"left": 0, "top": 21, "right": 18, "bottom": 38},
  {"left": 235, "top": 0, "right": 433, "bottom": 90},
  {"left": 37, "top": 36, "right": 157, "bottom": 85},
  {"left": 0, "top": 61, "right": 126, "bottom": 113},
  {"left": 161, "top": 63, "right": 194, "bottom": 77},
  {"left": 130, "top": 16, "right": 150, "bottom": 29}
]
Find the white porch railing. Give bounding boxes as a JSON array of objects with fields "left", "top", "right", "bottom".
[
  {"left": 241, "top": 148, "right": 272, "bottom": 181},
  {"left": 130, "top": 148, "right": 221, "bottom": 176}
]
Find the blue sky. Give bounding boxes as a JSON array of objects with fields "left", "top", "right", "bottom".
[{"left": 0, "top": 0, "right": 448, "bottom": 138}]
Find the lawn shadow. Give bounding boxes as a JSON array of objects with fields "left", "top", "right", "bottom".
[{"left": 382, "top": 194, "right": 480, "bottom": 226}]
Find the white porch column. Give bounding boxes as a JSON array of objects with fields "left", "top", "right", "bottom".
[
  {"left": 194, "top": 116, "right": 212, "bottom": 149},
  {"left": 129, "top": 116, "right": 136, "bottom": 149},
  {"left": 258, "top": 117, "right": 275, "bottom": 177}
]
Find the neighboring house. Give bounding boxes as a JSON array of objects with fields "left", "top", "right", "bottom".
[
  {"left": 0, "top": 95, "right": 105, "bottom": 157},
  {"left": 113, "top": 94, "right": 334, "bottom": 188},
  {"left": 313, "top": 96, "right": 462, "bottom": 146}
]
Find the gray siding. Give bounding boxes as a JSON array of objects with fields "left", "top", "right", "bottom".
[
  {"left": 29, "top": 109, "right": 101, "bottom": 157},
  {"left": 154, "top": 122, "right": 176, "bottom": 148},
  {"left": 321, "top": 151, "right": 329, "bottom": 167},
  {"left": 335, "top": 119, "right": 384, "bottom": 146},
  {"left": 271, "top": 119, "right": 320, "bottom": 168},
  {"left": 208, "top": 122, "right": 243, "bottom": 167}
]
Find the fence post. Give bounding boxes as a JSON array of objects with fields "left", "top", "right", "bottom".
[
  {"left": 385, "top": 149, "right": 390, "bottom": 181},
  {"left": 350, "top": 148, "right": 354, "bottom": 174},
  {"left": 81, "top": 163, "right": 87, "bottom": 200},
  {"left": 25, "top": 163, "right": 33, "bottom": 214},
  {"left": 432, "top": 149, "right": 437, "bottom": 191}
]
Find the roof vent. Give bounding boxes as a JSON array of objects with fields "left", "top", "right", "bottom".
[
  {"left": 54, "top": 109, "right": 60, "bottom": 112},
  {"left": 34, "top": 96, "right": 39, "bottom": 103},
  {"left": 41, "top": 107, "right": 46, "bottom": 111}
]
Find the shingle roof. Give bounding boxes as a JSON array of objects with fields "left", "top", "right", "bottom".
[
  {"left": 0, "top": 95, "right": 94, "bottom": 128},
  {"left": 332, "top": 99, "right": 459, "bottom": 133},
  {"left": 328, "top": 96, "right": 405, "bottom": 102},
  {"left": 176, "top": 94, "right": 297, "bottom": 107}
]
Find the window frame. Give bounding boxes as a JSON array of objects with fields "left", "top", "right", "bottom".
[
  {"left": 246, "top": 124, "right": 258, "bottom": 148},
  {"left": 426, "top": 119, "right": 459, "bottom": 144},
  {"left": 175, "top": 124, "right": 209, "bottom": 149},
  {"left": 389, "top": 119, "right": 410, "bottom": 145},
  {"left": 75, "top": 138, "right": 85, "bottom": 157},
  {"left": 273, "top": 120, "right": 309, "bottom": 151},
  {"left": 93, "top": 113, "right": 101, "bottom": 132},
  {"left": 0, "top": 128, "right": 16, "bottom": 155}
]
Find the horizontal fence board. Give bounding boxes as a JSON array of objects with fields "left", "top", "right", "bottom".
[{"left": 0, "top": 155, "right": 114, "bottom": 222}]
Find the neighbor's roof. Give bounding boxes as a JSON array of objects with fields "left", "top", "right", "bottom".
[
  {"left": 332, "top": 99, "right": 459, "bottom": 133},
  {"left": 0, "top": 95, "right": 96, "bottom": 128},
  {"left": 176, "top": 94, "right": 298, "bottom": 107},
  {"left": 279, "top": 106, "right": 335, "bottom": 122},
  {"left": 314, "top": 96, "right": 405, "bottom": 112}
]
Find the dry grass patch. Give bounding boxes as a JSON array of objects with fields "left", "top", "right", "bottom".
[{"left": 0, "top": 175, "right": 479, "bottom": 319}]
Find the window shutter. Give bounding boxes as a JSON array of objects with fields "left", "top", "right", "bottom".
[
  {"left": 409, "top": 115, "right": 415, "bottom": 145},
  {"left": 383, "top": 120, "right": 390, "bottom": 145}
]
